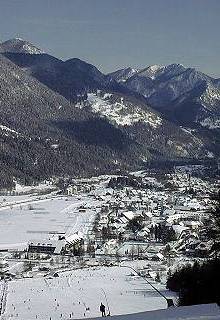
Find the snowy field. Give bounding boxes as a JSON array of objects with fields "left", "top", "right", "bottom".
[
  {"left": 1, "top": 266, "right": 167, "bottom": 320},
  {"left": 0, "top": 183, "right": 57, "bottom": 206},
  {"left": 0, "top": 195, "right": 100, "bottom": 248}
]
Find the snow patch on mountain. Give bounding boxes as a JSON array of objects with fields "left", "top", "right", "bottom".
[
  {"left": 120, "top": 68, "right": 139, "bottom": 82},
  {"left": 87, "top": 93, "right": 162, "bottom": 128},
  {"left": 22, "top": 43, "right": 43, "bottom": 54},
  {"left": 199, "top": 84, "right": 220, "bottom": 108},
  {"left": 141, "top": 65, "right": 165, "bottom": 79},
  {"left": 108, "top": 67, "right": 139, "bottom": 82},
  {"left": 167, "top": 140, "right": 189, "bottom": 157},
  {"left": 206, "top": 151, "right": 214, "bottom": 158},
  {"left": 0, "top": 125, "right": 22, "bottom": 137},
  {"left": 0, "top": 38, "right": 44, "bottom": 55},
  {"left": 180, "top": 127, "right": 196, "bottom": 135},
  {"left": 200, "top": 117, "right": 220, "bottom": 129},
  {"left": 136, "top": 63, "right": 186, "bottom": 82}
]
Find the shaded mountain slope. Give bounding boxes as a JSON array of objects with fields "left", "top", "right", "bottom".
[
  {"left": 0, "top": 54, "right": 141, "bottom": 187},
  {"left": 0, "top": 38, "right": 219, "bottom": 188}
]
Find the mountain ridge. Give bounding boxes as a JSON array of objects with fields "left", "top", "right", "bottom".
[
  {"left": 0, "top": 38, "right": 219, "bottom": 188},
  {"left": 108, "top": 63, "right": 220, "bottom": 132},
  {"left": 0, "top": 38, "right": 44, "bottom": 55}
]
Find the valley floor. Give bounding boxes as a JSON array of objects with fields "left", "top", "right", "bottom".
[
  {"left": 0, "top": 194, "right": 98, "bottom": 248},
  {"left": 0, "top": 168, "right": 219, "bottom": 320}
]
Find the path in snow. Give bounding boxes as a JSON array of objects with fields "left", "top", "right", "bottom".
[{"left": 0, "top": 281, "right": 8, "bottom": 317}]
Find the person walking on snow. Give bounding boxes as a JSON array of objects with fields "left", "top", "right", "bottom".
[{"left": 100, "top": 303, "right": 106, "bottom": 317}]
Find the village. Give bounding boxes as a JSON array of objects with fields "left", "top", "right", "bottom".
[{"left": 0, "top": 164, "right": 219, "bottom": 319}]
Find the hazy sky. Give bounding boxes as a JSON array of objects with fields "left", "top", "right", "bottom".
[{"left": 0, "top": 0, "right": 219, "bottom": 77}]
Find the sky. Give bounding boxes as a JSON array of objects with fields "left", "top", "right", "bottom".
[{"left": 0, "top": 0, "right": 219, "bottom": 77}]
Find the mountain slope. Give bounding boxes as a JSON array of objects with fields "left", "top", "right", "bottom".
[
  {"left": 108, "top": 67, "right": 140, "bottom": 83},
  {"left": 0, "top": 39, "right": 219, "bottom": 188},
  {"left": 109, "top": 63, "right": 214, "bottom": 106},
  {"left": 3, "top": 52, "right": 132, "bottom": 102},
  {"left": 0, "top": 38, "right": 44, "bottom": 54},
  {"left": 0, "top": 54, "right": 143, "bottom": 188},
  {"left": 78, "top": 91, "right": 213, "bottom": 160},
  {"left": 1, "top": 38, "right": 131, "bottom": 102},
  {"left": 109, "top": 64, "right": 220, "bottom": 136}
]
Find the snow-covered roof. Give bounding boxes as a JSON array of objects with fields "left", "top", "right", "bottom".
[
  {"left": 172, "top": 225, "right": 189, "bottom": 235},
  {"left": 122, "top": 211, "right": 135, "bottom": 221},
  {"left": 142, "top": 226, "right": 150, "bottom": 233},
  {"left": 143, "top": 211, "right": 153, "bottom": 218},
  {"left": 173, "top": 205, "right": 192, "bottom": 211},
  {"left": 156, "top": 253, "right": 164, "bottom": 260},
  {"left": 185, "top": 221, "right": 201, "bottom": 226},
  {"left": 163, "top": 209, "right": 175, "bottom": 215},
  {"left": 0, "top": 259, "right": 8, "bottom": 266},
  {"left": 119, "top": 217, "right": 128, "bottom": 224},
  {"left": 66, "top": 232, "right": 83, "bottom": 244}
]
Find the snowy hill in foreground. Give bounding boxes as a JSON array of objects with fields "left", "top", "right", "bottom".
[
  {"left": 84, "top": 304, "right": 220, "bottom": 320},
  {"left": 2, "top": 262, "right": 219, "bottom": 320}
]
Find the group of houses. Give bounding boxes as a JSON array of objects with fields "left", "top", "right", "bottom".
[{"left": 66, "top": 171, "right": 216, "bottom": 261}]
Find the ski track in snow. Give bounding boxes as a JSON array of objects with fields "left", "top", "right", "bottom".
[{"left": 1, "top": 266, "right": 167, "bottom": 320}]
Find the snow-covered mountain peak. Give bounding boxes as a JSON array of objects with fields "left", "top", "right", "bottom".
[
  {"left": 159, "top": 63, "right": 186, "bottom": 76},
  {"left": 136, "top": 63, "right": 187, "bottom": 82},
  {"left": 108, "top": 63, "right": 189, "bottom": 84},
  {"left": 166, "top": 63, "right": 185, "bottom": 68},
  {"left": 139, "top": 64, "right": 165, "bottom": 79},
  {"left": 148, "top": 64, "right": 162, "bottom": 71},
  {"left": 0, "top": 38, "right": 44, "bottom": 55},
  {"left": 107, "top": 67, "right": 139, "bottom": 82}
]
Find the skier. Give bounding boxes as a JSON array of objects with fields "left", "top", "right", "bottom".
[{"left": 100, "top": 303, "right": 106, "bottom": 317}]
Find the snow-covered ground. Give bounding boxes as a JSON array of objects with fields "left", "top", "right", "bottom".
[
  {"left": 86, "top": 93, "right": 162, "bottom": 128},
  {"left": 1, "top": 266, "right": 168, "bottom": 320},
  {"left": 85, "top": 304, "right": 220, "bottom": 320},
  {"left": 0, "top": 173, "right": 218, "bottom": 320},
  {"left": 0, "top": 195, "right": 100, "bottom": 248}
]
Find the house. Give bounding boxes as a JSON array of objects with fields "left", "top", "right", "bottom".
[
  {"left": 65, "top": 232, "right": 83, "bottom": 245},
  {"left": 184, "top": 221, "right": 201, "bottom": 230},
  {"left": 136, "top": 227, "right": 150, "bottom": 241},
  {"left": 142, "top": 211, "right": 153, "bottom": 220},
  {"left": 0, "top": 259, "right": 8, "bottom": 268},
  {"left": 163, "top": 208, "right": 175, "bottom": 216},
  {"left": 66, "top": 186, "right": 77, "bottom": 195},
  {"left": 99, "top": 214, "right": 108, "bottom": 225},
  {"left": 121, "top": 211, "right": 135, "bottom": 221},
  {"left": 194, "top": 242, "right": 211, "bottom": 257},
  {"left": 28, "top": 239, "right": 65, "bottom": 254},
  {"left": 172, "top": 225, "right": 190, "bottom": 240}
]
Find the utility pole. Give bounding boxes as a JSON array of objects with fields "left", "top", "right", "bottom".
[{"left": 120, "top": 264, "right": 174, "bottom": 308}]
